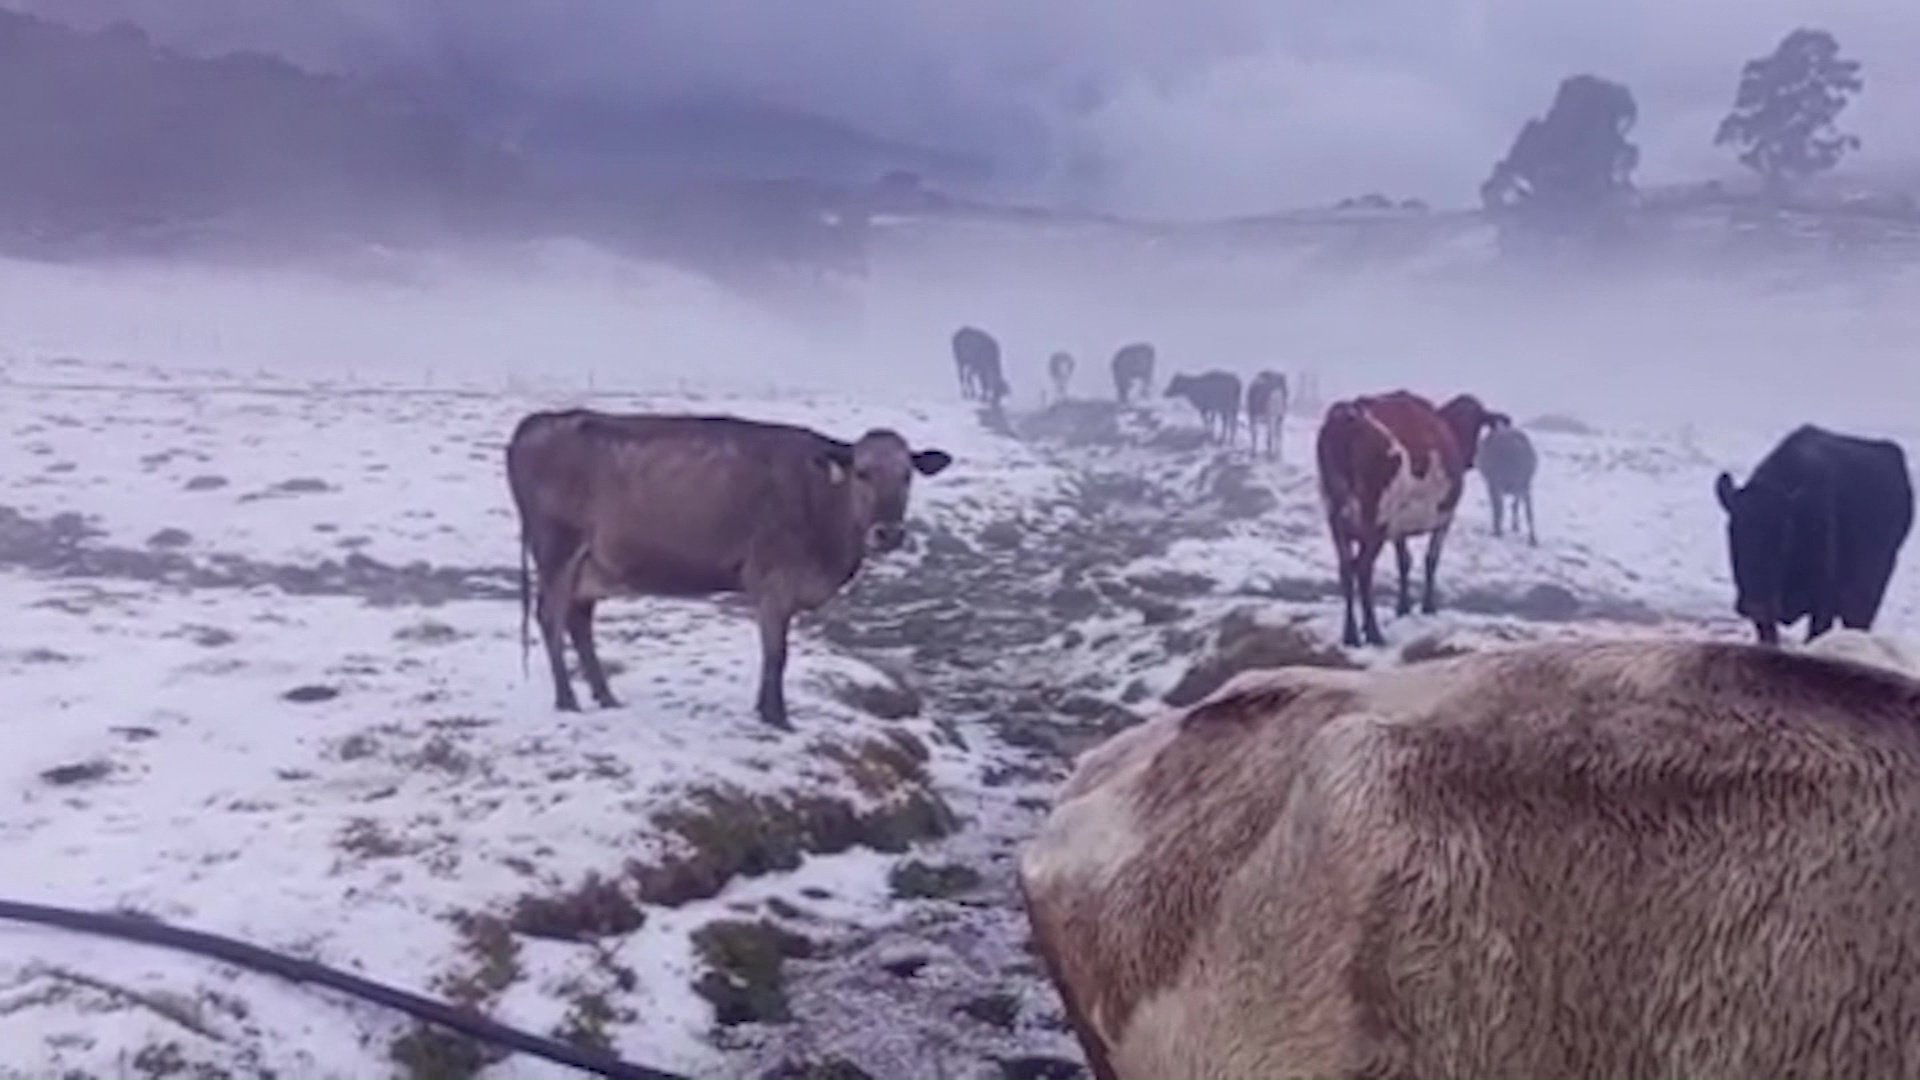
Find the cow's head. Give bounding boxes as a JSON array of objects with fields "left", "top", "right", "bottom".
[
  {"left": 819, "top": 429, "right": 953, "bottom": 553},
  {"left": 1437, "top": 394, "right": 1508, "bottom": 470},
  {"left": 1715, "top": 470, "right": 1793, "bottom": 645},
  {"left": 1163, "top": 374, "right": 1192, "bottom": 399}
]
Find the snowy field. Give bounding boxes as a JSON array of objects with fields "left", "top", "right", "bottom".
[
  {"left": 0, "top": 349, "right": 1071, "bottom": 1079},
  {"left": 5, "top": 302, "right": 1920, "bottom": 1077}
]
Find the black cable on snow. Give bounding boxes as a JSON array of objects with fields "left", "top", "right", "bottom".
[{"left": 0, "top": 897, "right": 690, "bottom": 1080}]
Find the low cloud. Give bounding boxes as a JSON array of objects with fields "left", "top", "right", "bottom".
[{"left": 10, "top": 0, "right": 1920, "bottom": 218}]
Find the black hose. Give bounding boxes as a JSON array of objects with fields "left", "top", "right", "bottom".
[{"left": 0, "top": 898, "right": 690, "bottom": 1080}]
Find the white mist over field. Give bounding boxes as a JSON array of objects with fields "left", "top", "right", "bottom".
[{"left": 2, "top": 231, "right": 1916, "bottom": 442}]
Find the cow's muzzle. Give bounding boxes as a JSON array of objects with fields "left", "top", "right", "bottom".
[{"left": 867, "top": 522, "right": 908, "bottom": 553}]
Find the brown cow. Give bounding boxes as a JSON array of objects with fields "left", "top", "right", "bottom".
[
  {"left": 1245, "top": 369, "right": 1289, "bottom": 460},
  {"left": 1316, "top": 390, "right": 1506, "bottom": 647},
  {"left": 1020, "top": 636, "right": 1920, "bottom": 1079},
  {"left": 505, "top": 409, "right": 952, "bottom": 728}
]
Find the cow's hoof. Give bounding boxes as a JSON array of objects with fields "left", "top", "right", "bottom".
[
  {"left": 555, "top": 698, "right": 582, "bottom": 713},
  {"left": 593, "top": 693, "right": 621, "bottom": 709},
  {"left": 757, "top": 703, "right": 794, "bottom": 732}
]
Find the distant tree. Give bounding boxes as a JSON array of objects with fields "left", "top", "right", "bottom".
[
  {"left": 1714, "top": 28, "right": 1863, "bottom": 195},
  {"left": 1481, "top": 74, "right": 1640, "bottom": 235}
]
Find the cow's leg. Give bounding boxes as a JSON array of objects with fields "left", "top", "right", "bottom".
[
  {"left": 1420, "top": 521, "right": 1453, "bottom": 615},
  {"left": 565, "top": 599, "right": 619, "bottom": 708},
  {"left": 1487, "top": 479, "right": 1503, "bottom": 537},
  {"left": 1523, "top": 489, "right": 1538, "bottom": 546},
  {"left": 1332, "top": 525, "right": 1361, "bottom": 648},
  {"left": 1356, "top": 534, "right": 1388, "bottom": 646},
  {"left": 1806, "top": 610, "right": 1837, "bottom": 644},
  {"left": 752, "top": 595, "right": 797, "bottom": 731},
  {"left": 538, "top": 545, "right": 588, "bottom": 712},
  {"left": 1841, "top": 549, "right": 1901, "bottom": 631},
  {"left": 1393, "top": 537, "right": 1414, "bottom": 617}
]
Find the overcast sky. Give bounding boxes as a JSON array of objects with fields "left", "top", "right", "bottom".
[{"left": 14, "top": 0, "right": 1920, "bottom": 219}]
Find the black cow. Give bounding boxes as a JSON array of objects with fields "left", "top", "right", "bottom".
[
  {"left": 1714, "top": 424, "right": 1914, "bottom": 646},
  {"left": 1165, "top": 371, "right": 1243, "bottom": 446},
  {"left": 951, "top": 326, "right": 1008, "bottom": 405}
]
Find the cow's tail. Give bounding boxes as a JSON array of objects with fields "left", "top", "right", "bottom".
[{"left": 518, "top": 531, "right": 532, "bottom": 679}]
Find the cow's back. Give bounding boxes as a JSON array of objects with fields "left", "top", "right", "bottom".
[
  {"left": 1247, "top": 372, "right": 1285, "bottom": 418},
  {"left": 1113, "top": 342, "right": 1154, "bottom": 372},
  {"left": 1020, "top": 638, "right": 1920, "bottom": 1078},
  {"left": 507, "top": 410, "right": 837, "bottom": 590},
  {"left": 1479, "top": 425, "right": 1536, "bottom": 489},
  {"left": 953, "top": 326, "right": 999, "bottom": 367},
  {"left": 1829, "top": 433, "right": 1915, "bottom": 555},
  {"left": 1762, "top": 426, "right": 1916, "bottom": 579}
]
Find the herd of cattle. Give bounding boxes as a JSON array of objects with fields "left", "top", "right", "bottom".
[
  {"left": 497, "top": 325, "right": 1920, "bottom": 1076},
  {"left": 950, "top": 324, "right": 1308, "bottom": 461}
]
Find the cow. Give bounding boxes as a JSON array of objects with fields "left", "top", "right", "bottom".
[
  {"left": 505, "top": 409, "right": 953, "bottom": 729},
  {"left": 951, "top": 325, "right": 1008, "bottom": 405},
  {"left": 1715, "top": 423, "right": 1914, "bottom": 647},
  {"left": 1019, "top": 636, "right": 1920, "bottom": 1080},
  {"left": 1163, "top": 371, "right": 1243, "bottom": 446},
  {"left": 1111, "top": 342, "right": 1155, "bottom": 404},
  {"left": 1244, "top": 369, "right": 1289, "bottom": 461},
  {"left": 1477, "top": 419, "right": 1538, "bottom": 545},
  {"left": 1316, "top": 391, "right": 1508, "bottom": 647},
  {"left": 1047, "top": 350, "right": 1076, "bottom": 404}
]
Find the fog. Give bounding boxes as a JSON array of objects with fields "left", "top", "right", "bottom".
[
  {"left": 1, "top": 1, "right": 1918, "bottom": 449},
  {"left": 13, "top": 0, "right": 1920, "bottom": 217},
  {"left": 7, "top": 221, "right": 1917, "bottom": 452}
]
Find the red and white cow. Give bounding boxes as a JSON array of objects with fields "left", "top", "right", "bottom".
[
  {"left": 1315, "top": 391, "right": 1506, "bottom": 647},
  {"left": 1019, "top": 635, "right": 1920, "bottom": 1078}
]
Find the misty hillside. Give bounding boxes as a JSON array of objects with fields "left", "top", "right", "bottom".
[
  {"left": 0, "top": 9, "right": 520, "bottom": 254},
  {"left": 8, "top": 0, "right": 1920, "bottom": 302},
  {"left": 0, "top": 7, "right": 892, "bottom": 273}
]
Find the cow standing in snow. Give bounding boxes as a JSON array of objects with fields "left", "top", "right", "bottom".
[
  {"left": 1020, "top": 635, "right": 1920, "bottom": 1079},
  {"left": 505, "top": 409, "right": 953, "bottom": 729},
  {"left": 1164, "top": 370, "right": 1243, "bottom": 446},
  {"left": 1110, "top": 342, "right": 1155, "bottom": 404},
  {"left": 951, "top": 325, "right": 1009, "bottom": 406},
  {"left": 1046, "top": 350, "right": 1076, "bottom": 404},
  {"left": 1478, "top": 419, "right": 1539, "bottom": 544},
  {"left": 1316, "top": 390, "right": 1507, "bottom": 647},
  {"left": 1715, "top": 423, "right": 1913, "bottom": 646},
  {"left": 1245, "top": 369, "right": 1289, "bottom": 461}
]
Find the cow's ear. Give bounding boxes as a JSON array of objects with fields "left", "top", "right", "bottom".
[
  {"left": 1714, "top": 471, "right": 1737, "bottom": 513},
  {"left": 816, "top": 447, "right": 854, "bottom": 485},
  {"left": 912, "top": 449, "right": 953, "bottom": 477}
]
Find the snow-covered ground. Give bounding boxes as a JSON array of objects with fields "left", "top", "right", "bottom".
[
  {"left": 6, "top": 290, "right": 1920, "bottom": 1077},
  {"left": 0, "top": 349, "right": 1072, "bottom": 1079}
]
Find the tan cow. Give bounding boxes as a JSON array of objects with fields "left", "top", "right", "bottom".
[
  {"left": 506, "top": 409, "right": 952, "bottom": 728},
  {"left": 1020, "top": 637, "right": 1920, "bottom": 1078}
]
